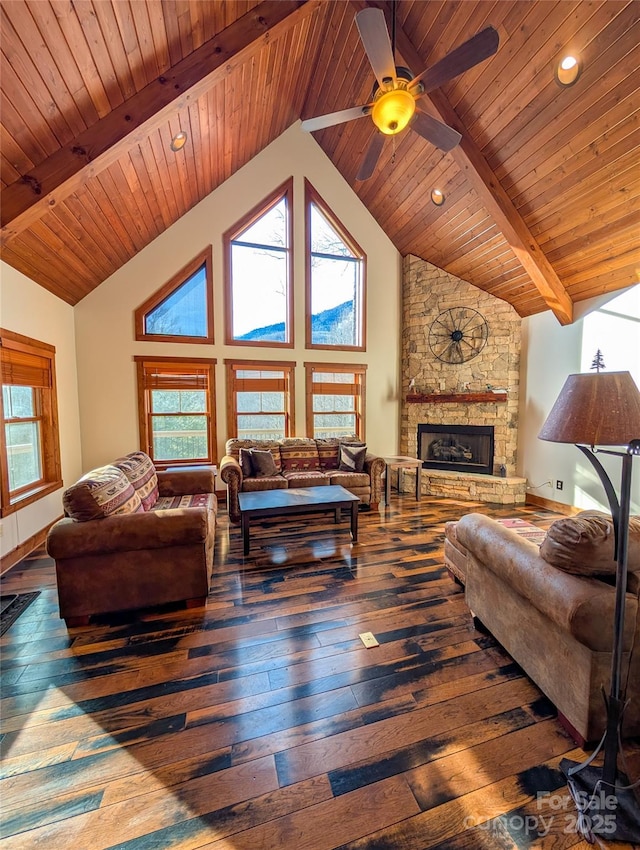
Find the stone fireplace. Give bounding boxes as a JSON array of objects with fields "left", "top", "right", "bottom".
[{"left": 400, "top": 256, "right": 526, "bottom": 504}]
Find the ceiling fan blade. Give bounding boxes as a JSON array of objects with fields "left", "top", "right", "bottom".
[
  {"left": 301, "top": 105, "right": 370, "bottom": 133},
  {"left": 412, "top": 112, "right": 462, "bottom": 152},
  {"left": 357, "top": 133, "right": 385, "bottom": 181},
  {"left": 410, "top": 27, "right": 499, "bottom": 93},
  {"left": 355, "top": 8, "right": 396, "bottom": 89}
]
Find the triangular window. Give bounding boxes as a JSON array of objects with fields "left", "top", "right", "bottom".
[{"left": 135, "top": 247, "right": 213, "bottom": 343}]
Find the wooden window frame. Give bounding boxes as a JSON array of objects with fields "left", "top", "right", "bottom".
[
  {"left": 0, "top": 329, "right": 63, "bottom": 516},
  {"left": 305, "top": 179, "right": 366, "bottom": 352},
  {"left": 134, "top": 356, "right": 217, "bottom": 469},
  {"left": 225, "top": 359, "right": 295, "bottom": 440},
  {"left": 223, "top": 178, "right": 294, "bottom": 348},
  {"left": 304, "top": 362, "right": 367, "bottom": 441},
  {"left": 134, "top": 246, "right": 214, "bottom": 344}
]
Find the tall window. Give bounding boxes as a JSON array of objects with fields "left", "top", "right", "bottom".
[
  {"left": 0, "top": 330, "right": 62, "bottom": 516},
  {"left": 224, "top": 179, "right": 293, "bottom": 347},
  {"left": 305, "top": 180, "right": 365, "bottom": 350},
  {"left": 226, "top": 360, "right": 294, "bottom": 439},
  {"left": 135, "top": 357, "right": 216, "bottom": 467},
  {"left": 305, "top": 363, "right": 366, "bottom": 440},
  {"left": 134, "top": 247, "right": 213, "bottom": 344}
]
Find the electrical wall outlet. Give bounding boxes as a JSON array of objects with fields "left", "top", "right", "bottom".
[
  {"left": 359, "top": 631, "right": 379, "bottom": 648},
  {"left": 556, "top": 480, "right": 563, "bottom": 490}
]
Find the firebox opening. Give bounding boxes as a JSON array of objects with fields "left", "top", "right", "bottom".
[{"left": 418, "top": 424, "right": 495, "bottom": 475}]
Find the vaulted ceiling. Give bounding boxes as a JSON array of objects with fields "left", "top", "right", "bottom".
[{"left": 1, "top": 0, "right": 638, "bottom": 325}]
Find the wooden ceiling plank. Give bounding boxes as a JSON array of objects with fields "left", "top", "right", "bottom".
[
  {"left": 1, "top": 3, "right": 87, "bottom": 141},
  {"left": 28, "top": 216, "right": 105, "bottom": 288},
  {"left": 545, "top": 211, "right": 640, "bottom": 266},
  {"left": 127, "top": 144, "right": 169, "bottom": 235},
  {"left": 192, "top": 96, "right": 213, "bottom": 201},
  {"left": 102, "top": 162, "right": 153, "bottom": 251},
  {"left": 73, "top": 0, "right": 126, "bottom": 112},
  {"left": 485, "top": 9, "right": 640, "bottom": 173},
  {"left": 61, "top": 187, "right": 128, "bottom": 272},
  {"left": 395, "top": 16, "right": 573, "bottom": 324},
  {"left": 505, "top": 90, "right": 639, "bottom": 199},
  {"left": 518, "top": 139, "right": 640, "bottom": 223},
  {"left": 48, "top": 197, "right": 120, "bottom": 280},
  {"left": 26, "top": 0, "right": 100, "bottom": 128},
  {"left": 146, "top": 128, "right": 181, "bottom": 227},
  {"left": 94, "top": 167, "right": 146, "bottom": 256},
  {"left": 83, "top": 181, "right": 139, "bottom": 261},
  {"left": 129, "top": 0, "right": 162, "bottom": 85},
  {"left": 160, "top": 0, "right": 185, "bottom": 69},
  {"left": 0, "top": 237, "right": 85, "bottom": 305},
  {"left": 463, "top": 2, "right": 606, "bottom": 141},
  {"left": 444, "top": 1, "right": 513, "bottom": 109},
  {"left": 51, "top": 0, "right": 113, "bottom": 119},
  {"left": 0, "top": 0, "right": 319, "bottom": 245},
  {"left": 456, "top": 1, "right": 564, "bottom": 129},
  {"left": 92, "top": 1, "right": 138, "bottom": 101},
  {"left": 526, "top": 165, "right": 640, "bottom": 239},
  {"left": 0, "top": 54, "right": 61, "bottom": 160},
  {"left": 0, "top": 124, "right": 34, "bottom": 187},
  {"left": 132, "top": 134, "right": 177, "bottom": 230}
]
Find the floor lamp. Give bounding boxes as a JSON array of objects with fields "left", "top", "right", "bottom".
[{"left": 539, "top": 369, "right": 640, "bottom": 842}]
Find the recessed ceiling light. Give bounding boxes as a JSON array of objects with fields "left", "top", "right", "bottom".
[
  {"left": 555, "top": 55, "right": 582, "bottom": 87},
  {"left": 431, "top": 189, "right": 445, "bottom": 206},
  {"left": 170, "top": 131, "right": 188, "bottom": 152}
]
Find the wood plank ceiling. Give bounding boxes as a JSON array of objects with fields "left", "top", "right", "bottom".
[{"left": 1, "top": 0, "right": 638, "bottom": 322}]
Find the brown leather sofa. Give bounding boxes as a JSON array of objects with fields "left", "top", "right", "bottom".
[
  {"left": 47, "top": 452, "right": 217, "bottom": 626},
  {"left": 450, "top": 511, "right": 640, "bottom": 743},
  {"left": 220, "top": 436, "right": 385, "bottom": 525}
]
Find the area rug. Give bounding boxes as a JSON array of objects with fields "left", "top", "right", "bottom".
[
  {"left": 496, "top": 517, "right": 548, "bottom": 546},
  {"left": 0, "top": 592, "right": 40, "bottom": 636}
]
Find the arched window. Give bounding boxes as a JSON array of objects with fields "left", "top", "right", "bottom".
[
  {"left": 224, "top": 179, "right": 293, "bottom": 347},
  {"left": 305, "top": 180, "right": 365, "bottom": 350}
]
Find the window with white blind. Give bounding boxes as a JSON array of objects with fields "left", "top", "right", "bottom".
[
  {"left": 1, "top": 329, "right": 62, "bottom": 515},
  {"left": 305, "top": 363, "right": 366, "bottom": 440},
  {"left": 225, "top": 360, "right": 295, "bottom": 440},
  {"left": 135, "top": 357, "right": 217, "bottom": 467}
]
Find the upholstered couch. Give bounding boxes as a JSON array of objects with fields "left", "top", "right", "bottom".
[
  {"left": 220, "top": 437, "right": 385, "bottom": 525},
  {"left": 447, "top": 511, "right": 640, "bottom": 743},
  {"left": 47, "top": 452, "right": 217, "bottom": 626}
]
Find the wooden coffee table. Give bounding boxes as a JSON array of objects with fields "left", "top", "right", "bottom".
[{"left": 238, "top": 485, "right": 360, "bottom": 555}]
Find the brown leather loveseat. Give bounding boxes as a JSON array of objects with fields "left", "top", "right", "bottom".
[
  {"left": 47, "top": 452, "right": 217, "bottom": 626},
  {"left": 450, "top": 511, "right": 640, "bottom": 743}
]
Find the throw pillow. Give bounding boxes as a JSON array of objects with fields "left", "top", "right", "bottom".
[
  {"left": 540, "top": 510, "right": 640, "bottom": 577},
  {"left": 249, "top": 449, "right": 278, "bottom": 477},
  {"left": 113, "top": 451, "right": 159, "bottom": 511},
  {"left": 239, "top": 448, "right": 254, "bottom": 478},
  {"left": 339, "top": 444, "right": 367, "bottom": 473},
  {"left": 63, "top": 465, "right": 144, "bottom": 521}
]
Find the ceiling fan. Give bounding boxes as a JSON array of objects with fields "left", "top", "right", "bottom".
[{"left": 301, "top": 7, "right": 499, "bottom": 180}]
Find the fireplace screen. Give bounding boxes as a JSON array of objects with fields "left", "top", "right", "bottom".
[{"left": 418, "top": 424, "right": 494, "bottom": 475}]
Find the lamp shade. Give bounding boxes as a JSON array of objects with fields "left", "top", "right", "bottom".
[
  {"left": 371, "top": 88, "right": 415, "bottom": 135},
  {"left": 539, "top": 371, "right": 640, "bottom": 446}
]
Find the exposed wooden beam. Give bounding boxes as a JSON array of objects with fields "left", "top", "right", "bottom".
[
  {"left": 394, "top": 23, "right": 574, "bottom": 325},
  {"left": 0, "top": 0, "right": 319, "bottom": 247}
]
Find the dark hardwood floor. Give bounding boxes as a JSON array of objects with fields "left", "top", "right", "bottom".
[{"left": 1, "top": 495, "right": 639, "bottom": 849}]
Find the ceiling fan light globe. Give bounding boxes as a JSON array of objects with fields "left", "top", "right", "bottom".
[{"left": 372, "top": 89, "right": 415, "bottom": 135}]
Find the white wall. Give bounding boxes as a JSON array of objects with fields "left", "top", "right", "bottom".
[
  {"left": 520, "top": 286, "right": 640, "bottom": 513},
  {"left": 0, "top": 263, "right": 82, "bottom": 557},
  {"left": 74, "top": 123, "right": 401, "bottom": 470}
]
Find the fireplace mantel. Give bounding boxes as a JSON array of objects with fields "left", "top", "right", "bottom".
[{"left": 407, "top": 392, "right": 507, "bottom": 404}]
